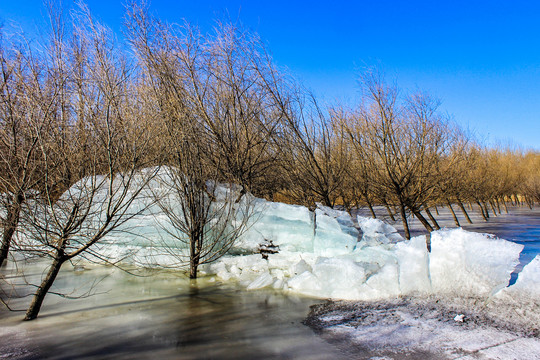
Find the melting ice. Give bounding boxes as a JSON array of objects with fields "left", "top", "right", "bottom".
[{"left": 69, "top": 174, "right": 540, "bottom": 304}]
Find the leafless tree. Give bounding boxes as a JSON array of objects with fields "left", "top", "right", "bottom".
[
  {"left": 0, "top": 30, "right": 56, "bottom": 267},
  {"left": 8, "top": 4, "right": 160, "bottom": 320},
  {"left": 350, "top": 70, "right": 455, "bottom": 247},
  {"left": 125, "top": 3, "right": 266, "bottom": 278},
  {"left": 126, "top": 4, "right": 285, "bottom": 200}
]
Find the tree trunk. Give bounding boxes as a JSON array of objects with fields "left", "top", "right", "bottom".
[
  {"left": 384, "top": 200, "right": 396, "bottom": 222},
  {"left": 399, "top": 204, "right": 410, "bottom": 240},
  {"left": 526, "top": 196, "right": 533, "bottom": 209},
  {"left": 488, "top": 200, "right": 498, "bottom": 216},
  {"left": 476, "top": 201, "right": 487, "bottom": 221},
  {"left": 368, "top": 202, "right": 377, "bottom": 218},
  {"left": 362, "top": 193, "right": 376, "bottom": 218},
  {"left": 446, "top": 199, "right": 460, "bottom": 227},
  {"left": 500, "top": 197, "right": 509, "bottom": 213},
  {"left": 190, "top": 261, "right": 198, "bottom": 279},
  {"left": 482, "top": 201, "right": 491, "bottom": 219},
  {"left": 424, "top": 206, "right": 440, "bottom": 230},
  {"left": 322, "top": 192, "right": 332, "bottom": 208},
  {"left": 189, "top": 234, "right": 200, "bottom": 279},
  {"left": 412, "top": 210, "right": 433, "bottom": 251},
  {"left": 457, "top": 200, "right": 473, "bottom": 224},
  {"left": 0, "top": 221, "right": 16, "bottom": 267},
  {"left": 25, "top": 255, "right": 66, "bottom": 320},
  {"left": 0, "top": 194, "right": 23, "bottom": 267},
  {"left": 413, "top": 210, "right": 434, "bottom": 233},
  {"left": 477, "top": 201, "right": 489, "bottom": 220},
  {"left": 494, "top": 198, "right": 502, "bottom": 214}
]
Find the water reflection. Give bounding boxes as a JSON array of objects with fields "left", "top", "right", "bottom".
[{"left": 1, "top": 263, "right": 348, "bottom": 359}]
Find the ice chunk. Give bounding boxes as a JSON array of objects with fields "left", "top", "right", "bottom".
[
  {"left": 363, "top": 261, "right": 400, "bottom": 298},
  {"left": 429, "top": 229, "right": 523, "bottom": 297},
  {"left": 395, "top": 236, "right": 431, "bottom": 294},
  {"left": 313, "top": 209, "right": 358, "bottom": 256},
  {"left": 357, "top": 216, "right": 403, "bottom": 246},
  {"left": 510, "top": 255, "right": 540, "bottom": 297},
  {"left": 292, "top": 259, "right": 312, "bottom": 276},
  {"left": 288, "top": 257, "right": 367, "bottom": 300},
  {"left": 287, "top": 271, "right": 322, "bottom": 297},
  {"left": 229, "top": 230, "right": 265, "bottom": 255},
  {"left": 316, "top": 204, "right": 359, "bottom": 238},
  {"left": 241, "top": 201, "right": 315, "bottom": 253},
  {"left": 495, "top": 255, "right": 540, "bottom": 301},
  {"left": 272, "top": 278, "right": 285, "bottom": 289},
  {"left": 247, "top": 272, "right": 274, "bottom": 290}
]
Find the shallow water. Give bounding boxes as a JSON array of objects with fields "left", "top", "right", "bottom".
[{"left": 0, "top": 262, "right": 349, "bottom": 359}]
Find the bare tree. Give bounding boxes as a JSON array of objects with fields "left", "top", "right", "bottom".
[
  {"left": 125, "top": 3, "right": 264, "bottom": 278},
  {"left": 126, "top": 5, "right": 285, "bottom": 200},
  {"left": 151, "top": 144, "right": 254, "bottom": 279},
  {"left": 522, "top": 151, "right": 540, "bottom": 205},
  {"left": 351, "top": 70, "right": 455, "bottom": 247},
  {"left": 11, "top": 4, "right": 159, "bottom": 320},
  {"left": 0, "top": 30, "right": 56, "bottom": 267}
]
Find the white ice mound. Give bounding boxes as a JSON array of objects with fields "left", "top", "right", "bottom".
[
  {"left": 495, "top": 255, "right": 540, "bottom": 301},
  {"left": 429, "top": 229, "right": 523, "bottom": 297},
  {"left": 288, "top": 257, "right": 367, "bottom": 299},
  {"left": 357, "top": 216, "right": 403, "bottom": 246},
  {"left": 231, "top": 200, "right": 358, "bottom": 256},
  {"left": 208, "top": 227, "right": 526, "bottom": 302}
]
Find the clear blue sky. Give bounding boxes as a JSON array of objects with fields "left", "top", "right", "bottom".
[{"left": 1, "top": 0, "right": 539, "bottom": 150}]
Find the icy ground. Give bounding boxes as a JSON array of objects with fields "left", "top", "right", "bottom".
[{"left": 305, "top": 297, "right": 540, "bottom": 360}]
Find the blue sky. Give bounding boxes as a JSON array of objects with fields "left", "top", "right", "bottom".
[{"left": 1, "top": 1, "right": 539, "bottom": 150}]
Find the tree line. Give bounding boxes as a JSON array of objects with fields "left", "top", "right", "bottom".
[{"left": 1, "top": 2, "right": 539, "bottom": 319}]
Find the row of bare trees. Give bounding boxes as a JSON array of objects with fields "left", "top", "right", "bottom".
[
  {"left": 274, "top": 69, "right": 539, "bottom": 240},
  {"left": 1, "top": 2, "right": 539, "bottom": 319}
]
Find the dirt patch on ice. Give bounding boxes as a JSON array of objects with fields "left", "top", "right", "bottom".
[{"left": 304, "top": 296, "right": 540, "bottom": 360}]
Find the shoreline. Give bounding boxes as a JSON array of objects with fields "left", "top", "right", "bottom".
[{"left": 304, "top": 295, "right": 540, "bottom": 359}]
